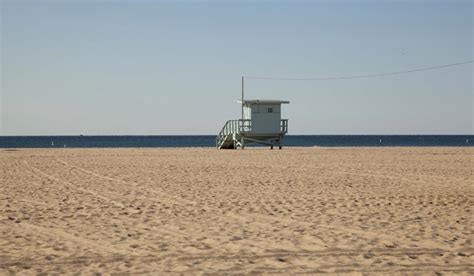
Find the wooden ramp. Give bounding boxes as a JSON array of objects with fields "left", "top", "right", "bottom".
[
  {"left": 217, "top": 133, "right": 235, "bottom": 149},
  {"left": 216, "top": 120, "right": 241, "bottom": 149}
]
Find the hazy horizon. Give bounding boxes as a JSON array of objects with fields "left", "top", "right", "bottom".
[{"left": 1, "top": 0, "right": 473, "bottom": 135}]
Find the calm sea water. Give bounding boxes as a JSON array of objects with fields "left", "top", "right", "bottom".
[{"left": 0, "top": 135, "right": 472, "bottom": 148}]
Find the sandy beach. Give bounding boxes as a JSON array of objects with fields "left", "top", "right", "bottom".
[{"left": 0, "top": 147, "right": 472, "bottom": 274}]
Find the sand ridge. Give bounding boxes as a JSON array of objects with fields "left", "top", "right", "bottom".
[{"left": 0, "top": 147, "right": 473, "bottom": 274}]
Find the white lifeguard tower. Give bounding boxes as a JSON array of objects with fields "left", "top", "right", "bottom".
[{"left": 216, "top": 99, "right": 289, "bottom": 149}]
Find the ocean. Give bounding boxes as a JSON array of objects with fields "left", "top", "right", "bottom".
[{"left": 0, "top": 135, "right": 472, "bottom": 148}]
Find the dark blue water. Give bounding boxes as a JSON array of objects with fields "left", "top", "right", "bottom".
[{"left": 0, "top": 135, "right": 472, "bottom": 148}]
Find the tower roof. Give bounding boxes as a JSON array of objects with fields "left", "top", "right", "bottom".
[{"left": 236, "top": 99, "right": 290, "bottom": 104}]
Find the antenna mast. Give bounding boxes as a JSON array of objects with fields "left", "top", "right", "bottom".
[{"left": 241, "top": 76, "right": 244, "bottom": 121}]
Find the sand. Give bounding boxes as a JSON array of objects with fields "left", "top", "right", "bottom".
[{"left": 0, "top": 147, "right": 472, "bottom": 274}]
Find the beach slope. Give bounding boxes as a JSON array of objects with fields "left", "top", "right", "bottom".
[{"left": 0, "top": 147, "right": 472, "bottom": 274}]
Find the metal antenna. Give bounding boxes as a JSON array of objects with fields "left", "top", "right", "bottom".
[{"left": 241, "top": 76, "right": 244, "bottom": 121}]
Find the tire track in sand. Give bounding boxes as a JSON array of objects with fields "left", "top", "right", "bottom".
[
  {"left": 1, "top": 246, "right": 471, "bottom": 272},
  {"left": 54, "top": 158, "right": 196, "bottom": 206},
  {"left": 228, "top": 211, "right": 457, "bottom": 252},
  {"left": 9, "top": 221, "right": 126, "bottom": 256},
  {"left": 53, "top": 159, "right": 460, "bottom": 255},
  {"left": 22, "top": 160, "right": 125, "bottom": 208}
]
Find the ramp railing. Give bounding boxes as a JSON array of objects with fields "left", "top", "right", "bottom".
[
  {"left": 280, "top": 119, "right": 289, "bottom": 133},
  {"left": 216, "top": 119, "right": 251, "bottom": 148}
]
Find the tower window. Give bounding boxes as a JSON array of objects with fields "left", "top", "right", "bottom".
[{"left": 267, "top": 107, "right": 273, "bottom": 113}]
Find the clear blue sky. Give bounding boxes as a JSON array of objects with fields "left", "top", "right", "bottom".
[{"left": 1, "top": 0, "right": 472, "bottom": 135}]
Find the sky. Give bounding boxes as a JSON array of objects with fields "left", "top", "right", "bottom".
[{"left": 1, "top": 0, "right": 472, "bottom": 135}]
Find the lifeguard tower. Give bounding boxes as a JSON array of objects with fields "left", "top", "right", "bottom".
[{"left": 216, "top": 99, "right": 289, "bottom": 149}]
